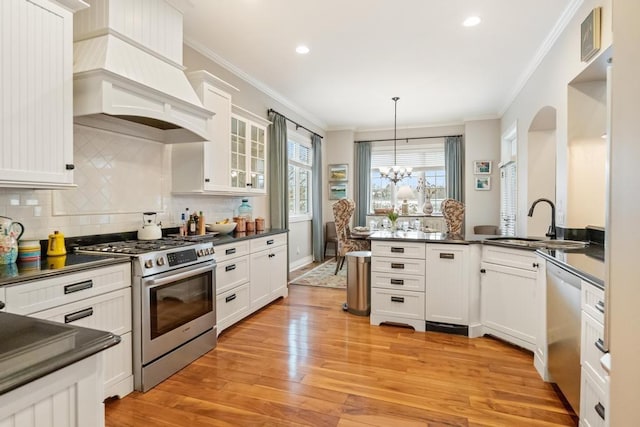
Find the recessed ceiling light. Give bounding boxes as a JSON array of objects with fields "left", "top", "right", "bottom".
[
  {"left": 296, "top": 45, "right": 310, "bottom": 54},
  {"left": 462, "top": 16, "right": 481, "bottom": 27}
]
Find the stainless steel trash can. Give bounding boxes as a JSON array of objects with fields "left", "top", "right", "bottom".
[{"left": 345, "top": 250, "right": 372, "bottom": 316}]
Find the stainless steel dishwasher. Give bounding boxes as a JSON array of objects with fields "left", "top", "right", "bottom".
[{"left": 546, "top": 262, "right": 582, "bottom": 414}]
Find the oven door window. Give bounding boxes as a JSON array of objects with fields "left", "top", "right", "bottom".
[{"left": 149, "top": 272, "right": 213, "bottom": 340}]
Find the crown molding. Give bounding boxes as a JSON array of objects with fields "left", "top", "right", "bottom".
[
  {"left": 183, "top": 36, "right": 327, "bottom": 131},
  {"left": 499, "top": 0, "right": 584, "bottom": 116}
]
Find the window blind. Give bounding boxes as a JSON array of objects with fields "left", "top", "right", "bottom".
[
  {"left": 371, "top": 141, "right": 444, "bottom": 170},
  {"left": 500, "top": 161, "right": 517, "bottom": 236}
]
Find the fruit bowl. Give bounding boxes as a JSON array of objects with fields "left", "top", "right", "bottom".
[{"left": 206, "top": 222, "right": 237, "bottom": 234}]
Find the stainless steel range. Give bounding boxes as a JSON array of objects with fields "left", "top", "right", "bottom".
[{"left": 79, "top": 238, "right": 216, "bottom": 392}]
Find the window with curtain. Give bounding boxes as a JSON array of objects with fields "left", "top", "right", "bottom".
[
  {"left": 288, "top": 133, "right": 313, "bottom": 218},
  {"left": 370, "top": 139, "right": 446, "bottom": 213}
]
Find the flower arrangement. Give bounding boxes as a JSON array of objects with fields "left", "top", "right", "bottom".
[
  {"left": 386, "top": 210, "right": 399, "bottom": 223},
  {"left": 417, "top": 177, "right": 437, "bottom": 199}
]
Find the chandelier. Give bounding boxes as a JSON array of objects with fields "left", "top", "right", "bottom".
[{"left": 379, "top": 97, "right": 412, "bottom": 184}]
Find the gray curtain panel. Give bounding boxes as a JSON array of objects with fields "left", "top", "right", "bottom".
[
  {"left": 268, "top": 111, "right": 289, "bottom": 229},
  {"left": 353, "top": 141, "right": 372, "bottom": 227},
  {"left": 311, "top": 134, "right": 323, "bottom": 262},
  {"left": 445, "top": 135, "right": 464, "bottom": 201}
]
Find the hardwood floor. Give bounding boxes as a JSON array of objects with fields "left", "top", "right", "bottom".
[{"left": 106, "top": 281, "right": 577, "bottom": 426}]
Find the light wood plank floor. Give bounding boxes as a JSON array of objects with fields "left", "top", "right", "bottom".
[{"left": 106, "top": 280, "right": 577, "bottom": 426}]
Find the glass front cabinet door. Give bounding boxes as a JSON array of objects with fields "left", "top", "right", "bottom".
[{"left": 230, "top": 107, "right": 269, "bottom": 194}]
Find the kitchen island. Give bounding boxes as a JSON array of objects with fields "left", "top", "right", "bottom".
[{"left": 0, "top": 312, "right": 120, "bottom": 426}]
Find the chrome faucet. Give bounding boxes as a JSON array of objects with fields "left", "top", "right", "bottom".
[{"left": 528, "top": 198, "right": 557, "bottom": 239}]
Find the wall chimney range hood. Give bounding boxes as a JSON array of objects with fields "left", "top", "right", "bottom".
[{"left": 72, "top": 0, "right": 213, "bottom": 143}]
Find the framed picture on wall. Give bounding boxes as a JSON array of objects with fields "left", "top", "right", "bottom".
[
  {"left": 329, "top": 182, "right": 347, "bottom": 200},
  {"left": 475, "top": 177, "right": 491, "bottom": 191},
  {"left": 473, "top": 160, "right": 492, "bottom": 174},
  {"left": 328, "top": 164, "right": 348, "bottom": 181},
  {"left": 581, "top": 7, "right": 601, "bottom": 62}
]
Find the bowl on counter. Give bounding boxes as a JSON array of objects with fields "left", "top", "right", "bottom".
[{"left": 206, "top": 222, "right": 237, "bottom": 234}]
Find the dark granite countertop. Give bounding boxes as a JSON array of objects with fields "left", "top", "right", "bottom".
[
  {"left": 537, "top": 245, "right": 605, "bottom": 289},
  {"left": 207, "top": 228, "right": 288, "bottom": 246},
  {"left": 0, "top": 312, "right": 120, "bottom": 395},
  {"left": 0, "top": 254, "right": 131, "bottom": 287}
]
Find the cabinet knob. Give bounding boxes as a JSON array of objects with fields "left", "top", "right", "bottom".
[
  {"left": 480, "top": 268, "right": 486, "bottom": 273},
  {"left": 0, "top": 301, "right": 5, "bottom": 309},
  {"left": 532, "top": 262, "right": 540, "bottom": 268},
  {"left": 205, "top": 178, "right": 210, "bottom": 182},
  {"left": 65, "top": 164, "right": 75, "bottom": 170}
]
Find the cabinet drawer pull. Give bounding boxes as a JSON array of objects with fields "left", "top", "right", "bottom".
[
  {"left": 267, "top": 239, "right": 275, "bottom": 245},
  {"left": 268, "top": 253, "right": 275, "bottom": 258},
  {"left": 595, "top": 338, "right": 607, "bottom": 353},
  {"left": 225, "top": 264, "right": 237, "bottom": 272},
  {"left": 64, "top": 307, "right": 93, "bottom": 323},
  {"left": 439, "top": 253, "right": 454, "bottom": 259},
  {"left": 0, "top": 301, "right": 4, "bottom": 310},
  {"left": 390, "top": 263, "right": 405, "bottom": 269},
  {"left": 390, "top": 296, "right": 405, "bottom": 303},
  {"left": 225, "top": 248, "right": 236, "bottom": 255},
  {"left": 595, "top": 300, "right": 605, "bottom": 314},
  {"left": 205, "top": 178, "right": 210, "bottom": 182},
  {"left": 390, "top": 247, "right": 404, "bottom": 253},
  {"left": 64, "top": 280, "right": 93, "bottom": 294},
  {"left": 390, "top": 279, "right": 404, "bottom": 285},
  {"left": 225, "top": 294, "right": 237, "bottom": 303},
  {"left": 65, "top": 164, "right": 75, "bottom": 170},
  {"left": 594, "top": 402, "right": 605, "bottom": 420}
]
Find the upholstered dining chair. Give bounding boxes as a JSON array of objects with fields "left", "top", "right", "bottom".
[
  {"left": 332, "top": 199, "right": 371, "bottom": 275},
  {"left": 441, "top": 198, "right": 465, "bottom": 235},
  {"left": 324, "top": 221, "right": 338, "bottom": 259}
]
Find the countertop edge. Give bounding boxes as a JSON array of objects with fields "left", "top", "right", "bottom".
[{"left": 537, "top": 250, "right": 604, "bottom": 289}]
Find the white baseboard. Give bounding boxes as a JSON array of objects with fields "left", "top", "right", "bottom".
[{"left": 290, "top": 255, "right": 314, "bottom": 271}]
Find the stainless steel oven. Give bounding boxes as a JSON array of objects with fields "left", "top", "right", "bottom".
[{"left": 78, "top": 238, "right": 217, "bottom": 392}]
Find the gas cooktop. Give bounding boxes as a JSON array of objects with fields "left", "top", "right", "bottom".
[{"left": 78, "top": 238, "right": 197, "bottom": 255}]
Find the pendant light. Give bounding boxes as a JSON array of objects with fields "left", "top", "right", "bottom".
[{"left": 379, "top": 96, "right": 412, "bottom": 184}]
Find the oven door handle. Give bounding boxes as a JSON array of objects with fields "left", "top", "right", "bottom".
[{"left": 147, "top": 263, "right": 214, "bottom": 288}]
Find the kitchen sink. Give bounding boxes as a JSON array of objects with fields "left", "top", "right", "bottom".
[
  {"left": 528, "top": 240, "right": 588, "bottom": 249},
  {"left": 484, "top": 237, "right": 587, "bottom": 249}
]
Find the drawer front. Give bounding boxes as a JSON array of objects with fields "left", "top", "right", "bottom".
[
  {"left": 5, "top": 263, "right": 131, "bottom": 315},
  {"left": 214, "top": 240, "right": 251, "bottom": 263},
  {"left": 371, "top": 288, "right": 425, "bottom": 320},
  {"left": 217, "top": 283, "right": 251, "bottom": 333},
  {"left": 216, "top": 256, "right": 250, "bottom": 294},
  {"left": 482, "top": 245, "right": 538, "bottom": 271},
  {"left": 30, "top": 287, "right": 132, "bottom": 336},
  {"left": 582, "top": 311, "right": 607, "bottom": 386},
  {"left": 580, "top": 367, "right": 607, "bottom": 427},
  {"left": 372, "top": 257, "right": 425, "bottom": 276},
  {"left": 371, "top": 271, "right": 425, "bottom": 292},
  {"left": 582, "top": 282, "right": 605, "bottom": 324},
  {"left": 371, "top": 241, "right": 425, "bottom": 259},
  {"left": 250, "top": 233, "right": 287, "bottom": 252}
]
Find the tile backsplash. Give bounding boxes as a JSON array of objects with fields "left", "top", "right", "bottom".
[{"left": 0, "top": 125, "right": 266, "bottom": 240}]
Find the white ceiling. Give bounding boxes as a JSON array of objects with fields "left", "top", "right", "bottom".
[{"left": 170, "top": 0, "right": 576, "bottom": 131}]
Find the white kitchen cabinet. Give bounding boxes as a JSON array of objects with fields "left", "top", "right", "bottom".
[
  {"left": 230, "top": 105, "right": 270, "bottom": 194},
  {"left": 480, "top": 246, "right": 539, "bottom": 351},
  {"left": 425, "top": 244, "right": 472, "bottom": 328},
  {"left": 172, "top": 71, "right": 239, "bottom": 194},
  {"left": 534, "top": 255, "right": 549, "bottom": 381},
  {"left": 4, "top": 262, "right": 134, "bottom": 400},
  {"left": 580, "top": 281, "right": 608, "bottom": 427},
  {"left": 0, "top": 351, "right": 105, "bottom": 427},
  {"left": 214, "top": 240, "right": 251, "bottom": 334},
  {"left": 249, "top": 233, "right": 288, "bottom": 311},
  {"left": 370, "top": 241, "right": 426, "bottom": 332},
  {"left": 0, "top": 0, "right": 87, "bottom": 188}
]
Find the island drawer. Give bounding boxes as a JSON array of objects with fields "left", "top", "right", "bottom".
[
  {"left": 371, "top": 271, "right": 425, "bottom": 292},
  {"left": 371, "top": 257, "right": 425, "bottom": 276},
  {"left": 371, "top": 241, "right": 425, "bottom": 259},
  {"left": 371, "top": 288, "right": 425, "bottom": 320}
]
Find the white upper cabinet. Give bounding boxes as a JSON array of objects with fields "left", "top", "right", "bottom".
[
  {"left": 0, "top": 0, "right": 86, "bottom": 188},
  {"left": 230, "top": 105, "right": 269, "bottom": 194},
  {"left": 172, "top": 71, "right": 270, "bottom": 195}
]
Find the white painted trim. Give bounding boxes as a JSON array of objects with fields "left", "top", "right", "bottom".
[
  {"left": 289, "top": 256, "right": 314, "bottom": 272},
  {"left": 184, "top": 36, "right": 327, "bottom": 130},
  {"left": 499, "top": 0, "right": 585, "bottom": 116}
]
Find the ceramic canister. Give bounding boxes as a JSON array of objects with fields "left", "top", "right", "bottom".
[{"left": 18, "top": 240, "right": 41, "bottom": 262}]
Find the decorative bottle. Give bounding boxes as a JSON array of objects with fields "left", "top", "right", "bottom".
[{"left": 237, "top": 198, "right": 253, "bottom": 221}]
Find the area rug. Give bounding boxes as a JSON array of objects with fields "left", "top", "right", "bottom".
[{"left": 289, "top": 259, "right": 346, "bottom": 288}]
